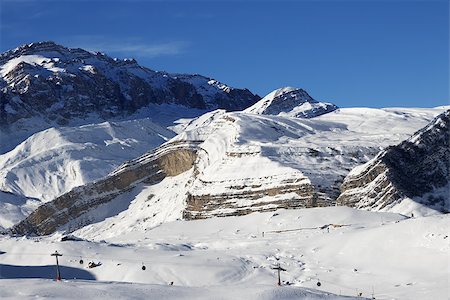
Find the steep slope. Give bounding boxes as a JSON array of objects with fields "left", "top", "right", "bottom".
[
  {"left": 244, "top": 87, "right": 337, "bottom": 118},
  {"left": 11, "top": 141, "right": 199, "bottom": 235},
  {"left": 0, "top": 118, "right": 174, "bottom": 202},
  {"left": 0, "top": 41, "right": 259, "bottom": 153},
  {"left": 0, "top": 118, "right": 174, "bottom": 228},
  {"left": 0, "top": 191, "right": 40, "bottom": 230},
  {"left": 10, "top": 106, "right": 447, "bottom": 236},
  {"left": 337, "top": 109, "right": 450, "bottom": 215}
]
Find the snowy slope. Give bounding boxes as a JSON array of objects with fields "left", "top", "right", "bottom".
[
  {"left": 337, "top": 109, "right": 450, "bottom": 216},
  {"left": 0, "top": 41, "right": 259, "bottom": 154},
  {"left": 11, "top": 105, "right": 448, "bottom": 237},
  {"left": 0, "top": 118, "right": 174, "bottom": 228},
  {"left": 244, "top": 87, "right": 337, "bottom": 118},
  {"left": 0, "top": 103, "right": 206, "bottom": 156},
  {"left": 0, "top": 191, "right": 40, "bottom": 230},
  {"left": 1, "top": 207, "right": 448, "bottom": 299},
  {"left": 0, "top": 118, "right": 173, "bottom": 201},
  {"left": 0, "top": 279, "right": 359, "bottom": 300}
]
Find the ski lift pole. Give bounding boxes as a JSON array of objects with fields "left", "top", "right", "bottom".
[
  {"left": 271, "top": 263, "right": 286, "bottom": 286},
  {"left": 51, "top": 251, "right": 63, "bottom": 281}
]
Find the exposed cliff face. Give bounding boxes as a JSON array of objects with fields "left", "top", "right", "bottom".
[
  {"left": 177, "top": 112, "right": 321, "bottom": 220},
  {"left": 11, "top": 141, "right": 198, "bottom": 236},
  {"left": 0, "top": 41, "right": 259, "bottom": 151},
  {"left": 337, "top": 110, "right": 450, "bottom": 213},
  {"left": 183, "top": 179, "right": 317, "bottom": 219}
]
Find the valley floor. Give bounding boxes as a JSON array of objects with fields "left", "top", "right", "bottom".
[
  {"left": 0, "top": 279, "right": 357, "bottom": 300},
  {"left": 0, "top": 207, "right": 448, "bottom": 300}
]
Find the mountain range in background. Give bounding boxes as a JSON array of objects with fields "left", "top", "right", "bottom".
[
  {"left": 0, "top": 41, "right": 448, "bottom": 235},
  {"left": 0, "top": 41, "right": 259, "bottom": 154}
]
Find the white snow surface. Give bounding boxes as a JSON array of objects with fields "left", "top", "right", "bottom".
[
  {"left": 0, "top": 191, "right": 40, "bottom": 230},
  {"left": 0, "top": 105, "right": 448, "bottom": 299},
  {"left": 0, "top": 103, "right": 207, "bottom": 155},
  {"left": 0, "top": 55, "right": 65, "bottom": 77},
  {"left": 0, "top": 279, "right": 358, "bottom": 300},
  {"left": 0, "top": 207, "right": 448, "bottom": 299},
  {"left": 0, "top": 118, "right": 174, "bottom": 228}
]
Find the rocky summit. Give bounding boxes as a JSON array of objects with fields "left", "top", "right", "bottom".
[{"left": 0, "top": 41, "right": 260, "bottom": 127}]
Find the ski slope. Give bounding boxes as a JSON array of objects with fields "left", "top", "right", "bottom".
[
  {"left": 0, "top": 279, "right": 357, "bottom": 300},
  {"left": 0, "top": 207, "right": 448, "bottom": 299}
]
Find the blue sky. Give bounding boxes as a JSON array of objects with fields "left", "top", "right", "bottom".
[{"left": 1, "top": 0, "right": 448, "bottom": 107}]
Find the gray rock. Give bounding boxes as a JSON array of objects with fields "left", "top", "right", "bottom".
[
  {"left": 337, "top": 110, "right": 450, "bottom": 212},
  {"left": 0, "top": 41, "right": 260, "bottom": 127}
]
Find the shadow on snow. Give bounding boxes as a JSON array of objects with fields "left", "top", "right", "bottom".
[{"left": 0, "top": 264, "right": 96, "bottom": 280}]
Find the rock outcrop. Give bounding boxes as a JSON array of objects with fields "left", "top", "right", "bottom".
[
  {"left": 0, "top": 41, "right": 260, "bottom": 127},
  {"left": 11, "top": 141, "right": 199, "bottom": 235},
  {"left": 337, "top": 110, "right": 450, "bottom": 212},
  {"left": 183, "top": 178, "right": 317, "bottom": 219}
]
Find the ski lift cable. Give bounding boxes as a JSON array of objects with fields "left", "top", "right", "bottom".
[{"left": 0, "top": 251, "right": 220, "bottom": 266}]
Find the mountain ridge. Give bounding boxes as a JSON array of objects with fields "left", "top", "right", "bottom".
[
  {"left": 337, "top": 109, "right": 450, "bottom": 215},
  {"left": 9, "top": 107, "right": 447, "bottom": 235},
  {"left": 0, "top": 41, "right": 260, "bottom": 153}
]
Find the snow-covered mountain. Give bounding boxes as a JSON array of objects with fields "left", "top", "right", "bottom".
[
  {"left": 337, "top": 109, "right": 450, "bottom": 216},
  {"left": 0, "top": 118, "right": 173, "bottom": 229},
  {"left": 0, "top": 118, "right": 174, "bottom": 202},
  {"left": 10, "top": 106, "right": 447, "bottom": 235},
  {"left": 0, "top": 41, "right": 260, "bottom": 153},
  {"left": 244, "top": 87, "right": 337, "bottom": 118}
]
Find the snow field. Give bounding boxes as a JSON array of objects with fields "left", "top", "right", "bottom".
[
  {"left": 0, "top": 118, "right": 174, "bottom": 228},
  {"left": 1, "top": 207, "right": 448, "bottom": 299}
]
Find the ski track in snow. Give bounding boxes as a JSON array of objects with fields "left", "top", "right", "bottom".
[{"left": 0, "top": 207, "right": 448, "bottom": 299}]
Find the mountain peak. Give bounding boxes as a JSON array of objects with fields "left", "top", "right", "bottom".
[
  {"left": 244, "top": 86, "right": 337, "bottom": 118},
  {"left": 267, "top": 87, "right": 313, "bottom": 101},
  {"left": 2, "top": 41, "right": 70, "bottom": 60},
  {"left": 0, "top": 41, "right": 260, "bottom": 131}
]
